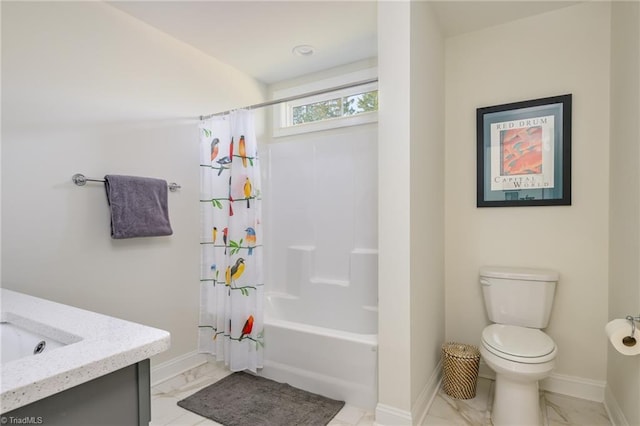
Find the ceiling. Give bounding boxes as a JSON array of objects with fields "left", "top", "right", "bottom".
[{"left": 108, "top": 1, "right": 580, "bottom": 85}]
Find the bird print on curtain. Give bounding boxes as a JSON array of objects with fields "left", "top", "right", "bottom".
[{"left": 198, "top": 110, "right": 263, "bottom": 373}]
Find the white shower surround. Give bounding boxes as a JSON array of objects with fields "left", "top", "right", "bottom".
[{"left": 260, "top": 124, "right": 378, "bottom": 409}]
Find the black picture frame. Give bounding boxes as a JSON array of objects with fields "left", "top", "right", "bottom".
[{"left": 476, "top": 94, "right": 572, "bottom": 207}]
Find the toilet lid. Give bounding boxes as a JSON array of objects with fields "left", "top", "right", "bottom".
[{"left": 482, "top": 324, "right": 556, "bottom": 359}]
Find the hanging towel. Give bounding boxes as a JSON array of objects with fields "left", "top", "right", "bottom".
[{"left": 104, "top": 174, "right": 173, "bottom": 239}]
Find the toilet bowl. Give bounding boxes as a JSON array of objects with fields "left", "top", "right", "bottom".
[{"left": 481, "top": 324, "right": 557, "bottom": 426}]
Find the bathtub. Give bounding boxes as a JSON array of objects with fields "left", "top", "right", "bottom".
[{"left": 260, "top": 289, "right": 378, "bottom": 410}]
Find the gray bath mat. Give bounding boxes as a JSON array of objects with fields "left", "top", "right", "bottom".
[{"left": 177, "top": 372, "right": 345, "bottom": 426}]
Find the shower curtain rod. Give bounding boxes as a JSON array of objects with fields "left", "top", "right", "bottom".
[{"left": 199, "top": 77, "right": 378, "bottom": 121}]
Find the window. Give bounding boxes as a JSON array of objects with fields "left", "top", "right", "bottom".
[
  {"left": 291, "top": 90, "right": 378, "bottom": 125},
  {"left": 272, "top": 69, "right": 378, "bottom": 137}
]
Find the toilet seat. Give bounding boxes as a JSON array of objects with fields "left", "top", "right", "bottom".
[{"left": 482, "top": 324, "right": 556, "bottom": 364}]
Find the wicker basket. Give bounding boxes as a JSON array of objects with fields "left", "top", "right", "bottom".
[{"left": 441, "top": 342, "right": 480, "bottom": 399}]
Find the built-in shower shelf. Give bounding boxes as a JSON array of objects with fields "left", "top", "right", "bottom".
[
  {"left": 266, "top": 292, "right": 299, "bottom": 300},
  {"left": 309, "top": 277, "right": 350, "bottom": 287},
  {"left": 351, "top": 248, "right": 378, "bottom": 255},
  {"left": 288, "top": 245, "right": 315, "bottom": 251}
]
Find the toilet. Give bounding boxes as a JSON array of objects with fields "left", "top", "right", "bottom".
[{"left": 479, "top": 266, "right": 558, "bottom": 426}]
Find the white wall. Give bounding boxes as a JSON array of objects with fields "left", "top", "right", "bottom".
[
  {"left": 377, "top": 2, "right": 445, "bottom": 423},
  {"left": 607, "top": 2, "right": 640, "bottom": 424},
  {"left": 445, "top": 1, "right": 611, "bottom": 387},
  {"left": 1, "top": 2, "right": 266, "bottom": 364},
  {"left": 377, "top": 1, "right": 413, "bottom": 418},
  {"left": 409, "top": 0, "right": 445, "bottom": 419}
]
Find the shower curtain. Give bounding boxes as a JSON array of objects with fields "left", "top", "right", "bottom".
[{"left": 198, "top": 110, "right": 263, "bottom": 372}]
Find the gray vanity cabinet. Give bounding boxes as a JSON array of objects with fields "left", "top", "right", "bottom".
[{"left": 2, "top": 359, "right": 151, "bottom": 426}]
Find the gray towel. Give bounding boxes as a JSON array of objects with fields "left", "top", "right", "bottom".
[{"left": 104, "top": 174, "right": 173, "bottom": 239}]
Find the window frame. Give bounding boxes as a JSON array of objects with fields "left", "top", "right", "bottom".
[{"left": 272, "top": 68, "right": 378, "bottom": 138}]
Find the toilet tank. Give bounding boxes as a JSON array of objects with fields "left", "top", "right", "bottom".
[{"left": 480, "top": 266, "right": 558, "bottom": 329}]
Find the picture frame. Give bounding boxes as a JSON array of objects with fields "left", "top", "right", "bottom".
[{"left": 476, "top": 94, "right": 572, "bottom": 207}]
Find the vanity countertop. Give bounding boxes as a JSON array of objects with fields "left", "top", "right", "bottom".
[{"left": 0, "top": 288, "right": 170, "bottom": 413}]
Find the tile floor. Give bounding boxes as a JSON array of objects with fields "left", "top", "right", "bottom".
[
  {"left": 150, "top": 362, "right": 611, "bottom": 426},
  {"left": 149, "top": 362, "right": 374, "bottom": 426},
  {"left": 424, "top": 377, "right": 611, "bottom": 426}
]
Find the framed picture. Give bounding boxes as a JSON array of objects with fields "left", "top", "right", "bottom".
[{"left": 476, "top": 94, "right": 572, "bottom": 207}]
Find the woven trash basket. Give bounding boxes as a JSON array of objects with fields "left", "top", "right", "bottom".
[{"left": 441, "top": 342, "right": 480, "bottom": 399}]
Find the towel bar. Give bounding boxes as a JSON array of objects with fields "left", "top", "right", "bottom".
[{"left": 72, "top": 173, "right": 181, "bottom": 192}]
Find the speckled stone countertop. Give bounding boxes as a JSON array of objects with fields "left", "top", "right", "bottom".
[{"left": 0, "top": 288, "right": 170, "bottom": 413}]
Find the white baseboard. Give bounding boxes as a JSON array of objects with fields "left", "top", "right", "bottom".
[
  {"left": 479, "top": 360, "right": 605, "bottom": 402},
  {"left": 413, "top": 360, "right": 443, "bottom": 425},
  {"left": 604, "top": 384, "right": 630, "bottom": 426},
  {"left": 541, "top": 373, "right": 605, "bottom": 402},
  {"left": 374, "top": 403, "right": 412, "bottom": 426},
  {"left": 150, "top": 350, "right": 211, "bottom": 386},
  {"left": 374, "top": 361, "right": 442, "bottom": 426},
  {"left": 478, "top": 360, "right": 496, "bottom": 381}
]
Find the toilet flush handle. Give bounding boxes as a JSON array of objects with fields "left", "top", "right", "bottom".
[{"left": 480, "top": 279, "right": 491, "bottom": 286}]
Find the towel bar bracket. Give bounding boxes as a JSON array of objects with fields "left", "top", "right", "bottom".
[
  {"left": 72, "top": 173, "right": 92, "bottom": 186},
  {"left": 72, "top": 173, "right": 86, "bottom": 186},
  {"left": 72, "top": 173, "right": 181, "bottom": 192}
]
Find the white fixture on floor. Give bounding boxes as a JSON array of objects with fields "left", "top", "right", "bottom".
[{"left": 479, "top": 266, "right": 558, "bottom": 426}]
